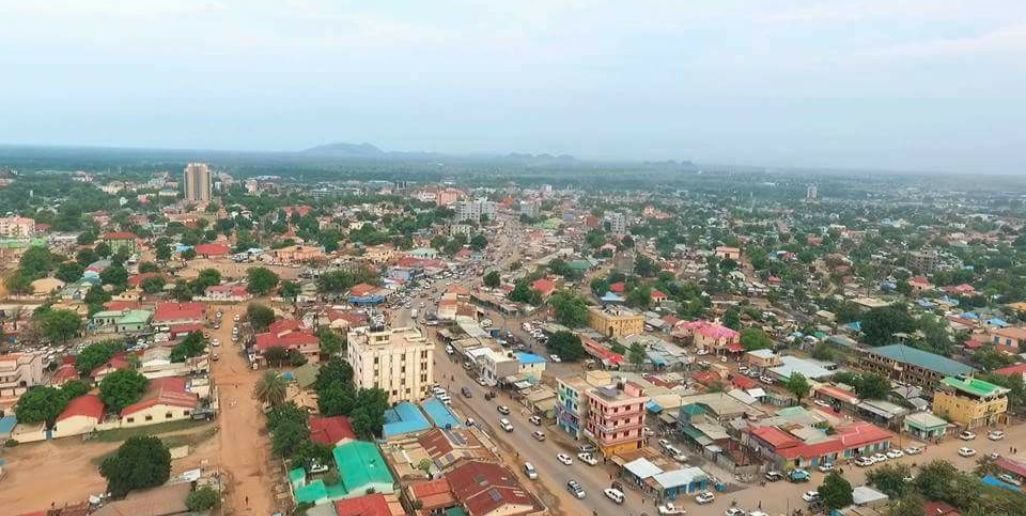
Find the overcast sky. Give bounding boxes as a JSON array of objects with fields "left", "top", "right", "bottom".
[{"left": 1, "top": 1, "right": 1024, "bottom": 174}]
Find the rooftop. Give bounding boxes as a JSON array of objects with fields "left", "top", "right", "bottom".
[
  {"left": 940, "top": 376, "right": 1010, "bottom": 398},
  {"left": 867, "top": 344, "right": 976, "bottom": 377}
]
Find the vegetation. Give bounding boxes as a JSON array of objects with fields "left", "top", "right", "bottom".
[
  {"left": 75, "top": 340, "right": 125, "bottom": 376},
  {"left": 255, "top": 371, "right": 289, "bottom": 408},
  {"left": 784, "top": 372, "right": 811, "bottom": 404},
  {"left": 185, "top": 486, "right": 220, "bottom": 512},
  {"left": 170, "top": 331, "right": 207, "bottom": 362},
  {"left": 247, "top": 303, "right": 276, "bottom": 332},
  {"left": 818, "top": 471, "right": 854, "bottom": 510},
  {"left": 546, "top": 331, "right": 586, "bottom": 361},
  {"left": 99, "top": 369, "right": 149, "bottom": 413},
  {"left": 100, "top": 436, "right": 172, "bottom": 498},
  {"left": 246, "top": 266, "right": 280, "bottom": 295}
]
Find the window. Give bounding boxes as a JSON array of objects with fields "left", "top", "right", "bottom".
[
  {"left": 166, "top": 412, "right": 173, "bottom": 419},
  {"left": 127, "top": 417, "right": 135, "bottom": 423},
  {"left": 374, "top": 357, "right": 379, "bottom": 364},
  {"left": 145, "top": 415, "right": 153, "bottom": 421},
  {"left": 184, "top": 410, "right": 191, "bottom": 416}
]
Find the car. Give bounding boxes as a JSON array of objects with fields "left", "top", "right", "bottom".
[
  {"left": 499, "top": 418, "right": 513, "bottom": 432},
  {"left": 789, "top": 469, "right": 811, "bottom": 483},
  {"left": 871, "top": 453, "right": 888, "bottom": 463},
  {"left": 988, "top": 452, "right": 1001, "bottom": 460},
  {"left": 695, "top": 491, "right": 715, "bottom": 504},
  {"left": 643, "top": 426, "right": 655, "bottom": 436},
  {"left": 998, "top": 473, "right": 1023, "bottom": 486},
  {"left": 696, "top": 348, "right": 709, "bottom": 356},
  {"left": 549, "top": 354, "right": 562, "bottom": 363},
  {"left": 577, "top": 453, "right": 598, "bottom": 466},
  {"left": 309, "top": 460, "right": 329, "bottom": 474},
  {"left": 603, "top": 488, "right": 625, "bottom": 504},
  {"left": 437, "top": 394, "right": 451, "bottom": 403},
  {"left": 818, "top": 462, "right": 834, "bottom": 473},
  {"left": 211, "top": 353, "right": 219, "bottom": 361},
  {"left": 233, "top": 314, "right": 240, "bottom": 322},
  {"left": 497, "top": 405, "right": 511, "bottom": 415},
  {"left": 759, "top": 375, "right": 775, "bottom": 384},
  {"left": 476, "top": 376, "right": 488, "bottom": 385},
  {"left": 657, "top": 502, "right": 687, "bottom": 515},
  {"left": 904, "top": 446, "right": 924, "bottom": 455},
  {"left": 886, "top": 449, "right": 904, "bottom": 459},
  {"left": 461, "top": 387, "right": 472, "bottom": 398},
  {"left": 988, "top": 430, "right": 1005, "bottom": 441},
  {"left": 566, "top": 480, "right": 586, "bottom": 499},
  {"left": 557, "top": 453, "right": 573, "bottom": 465},
  {"left": 764, "top": 471, "right": 784, "bottom": 482},
  {"left": 577, "top": 444, "right": 597, "bottom": 454},
  {"left": 855, "top": 456, "right": 876, "bottom": 467},
  {"left": 738, "top": 365, "right": 749, "bottom": 373},
  {"left": 532, "top": 430, "right": 545, "bottom": 441},
  {"left": 445, "top": 345, "right": 455, "bottom": 355},
  {"left": 529, "top": 415, "right": 542, "bottom": 425},
  {"left": 658, "top": 438, "right": 672, "bottom": 450},
  {"left": 959, "top": 430, "right": 976, "bottom": 441},
  {"left": 802, "top": 490, "right": 820, "bottom": 502},
  {"left": 958, "top": 447, "right": 976, "bottom": 457},
  {"left": 724, "top": 509, "right": 746, "bottom": 516},
  {"left": 523, "top": 462, "right": 538, "bottom": 480}
]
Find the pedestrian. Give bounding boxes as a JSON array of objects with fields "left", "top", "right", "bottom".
[{"left": 245, "top": 496, "right": 249, "bottom": 506}]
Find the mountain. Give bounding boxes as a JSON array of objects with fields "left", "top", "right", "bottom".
[
  {"left": 302, "top": 142, "right": 387, "bottom": 157},
  {"left": 301, "top": 141, "right": 580, "bottom": 165}
]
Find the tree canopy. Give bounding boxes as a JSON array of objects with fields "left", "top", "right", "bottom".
[
  {"left": 546, "top": 331, "right": 586, "bottom": 361},
  {"left": 100, "top": 436, "right": 172, "bottom": 498},
  {"left": 246, "top": 267, "right": 280, "bottom": 295},
  {"left": 818, "top": 471, "right": 854, "bottom": 510},
  {"left": 99, "top": 369, "right": 149, "bottom": 413},
  {"left": 247, "top": 303, "right": 276, "bottom": 332}
]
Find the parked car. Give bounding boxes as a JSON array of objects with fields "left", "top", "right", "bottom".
[
  {"left": 531, "top": 430, "right": 545, "bottom": 441},
  {"left": 855, "top": 456, "right": 876, "bottom": 467},
  {"left": 818, "top": 462, "right": 834, "bottom": 473},
  {"left": 904, "top": 446, "right": 924, "bottom": 455},
  {"left": 657, "top": 502, "right": 687, "bottom": 515},
  {"left": 886, "top": 449, "right": 904, "bottom": 459},
  {"left": 658, "top": 439, "right": 672, "bottom": 450},
  {"left": 499, "top": 418, "right": 513, "bottom": 432},
  {"left": 802, "top": 491, "right": 820, "bottom": 503},
  {"left": 497, "top": 405, "right": 511, "bottom": 415},
  {"left": 695, "top": 491, "right": 715, "bottom": 504},
  {"left": 577, "top": 453, "right": 598, "bottom": 466},
  {"left": 523, "top": 462, "right": 538, "bottom": 480},
  {"left": 549, "top": 354, "right": 562, "bottom": 363},
  {"left": 788, "top": 469, "right": 811, "bottom": 483},
  {"left": 461, "top": 387, "right": 472, "bottom": 398},
  {"left": 724, "top": 508, "right": 746, "bottom": 516},
  {"left": 578, "top": 444, "right": 597, "bottom": 454},
  {"left": 959, "top": 430, "right": 976, "bottom": 441},
  {"left": 764, "top": 471, "right": 784, "bottom": 482},
  {"left": 529, "top": 415, "right": 542, "bottom": 425},
  {"left": 958, "top": 447, "right": 976, "bottom": 457},
  {"left": 988, "top": 430, "right": 1005, "bottom": 441},
  {"left": 566, "top": 480, "right": 586, "bottom": 499},
  {"left": 603, "top": 488, "right": 625, "bottom": 504},
  {"left": 557, "top": 453, "right": 573, "bottom": 465},
  {"left": 211, "top": 338, "right": 220, "bottom": 347},
  {"left": 871, "top": 453, "right": 888, "bottom": 463},
  {"left": 998, "top": 473, "right": 1023, "bottom": 486}
]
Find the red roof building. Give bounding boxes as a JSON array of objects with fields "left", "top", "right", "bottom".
[
  {"left": 153, "top": 302, "right": 206, "bottom": 325},
  {"left": 309, "top": 415, "right": 356, "bottom": 446},
  {"left": 650, "top": 289, "right": 668, "bottom": 303},
  {"left": 90, "top": 354, "right": 132, "bottom": 380},
  {"left": 57, "top": 394, "right": 105, "bottom": 423},
  {"left": 127, "top": 272, "right": 164, "bottom": 288},
  {"left": 120, "top": 377, "right": 199, "bottom": 418},
  {"left": 349, "top": 283, "right": 380, "bottom": 297},
  {"left": 609, "top": 281, "right": 626, "bottom": 293},
  {"left": 993, "top": 363, "right": 1026, "bottom": 380},
  {"left": 405, "top": 478, "right": 457, "bottom": 513},
  {"left": 447, "top": 461, "right": 541, "bottom": 516},
  {"left": 194, "top": 243, "right": 231, "bottom": 257},
  {"left": 51, "top": 363, "right": 81, "bottom": 386},
  {"left": 530, "top": 278, "right": 556, "bottom": 298},
  {"left": 748, "top": 422, "right": 894, "bottom": 467},
  {"left": 254, "top": 319, "right": 319, "bottom": 362},
  {"left": 333, "top": 493, "right": 404, "bottom": 516}
]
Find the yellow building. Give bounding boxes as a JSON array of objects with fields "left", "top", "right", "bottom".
[
  {"left": 347, "top": 326, "right": 434, "bottom": 404},
  {"left": 587, "top": 306, "right": 645, "bottom": 339},
  {"left": 932, "top": 376, "right": 1009, "bottom": 430}
]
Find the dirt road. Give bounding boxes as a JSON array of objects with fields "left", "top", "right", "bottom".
[{"left": 210, "top": 303, "right": 278, "bottom": 515}]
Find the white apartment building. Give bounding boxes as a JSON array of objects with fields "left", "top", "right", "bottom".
[
  {"left": 604, "top": 212, "right": 627, "bottom": 235},
  {"left": 456, "top": 199, "right": 496, "bottom": 223},
  {"left": 347, "top": 326, "right": 434, "bottom": 404},
  {"left": 183, "top": 162, "right": 212, "bottom": 203}
]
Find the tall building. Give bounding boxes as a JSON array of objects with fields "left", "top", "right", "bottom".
[
  {"left": 604, "top": 212, "right": 627, "bottom": 235},
  {"left": 456, "top": 199, "right": 496, "bottom": 222},
  {"left": 0, "top": 216, "right": 35, "bottom": 238},
  {"left": 183, "top": 163, "right": 212, "bottom": 203},
  {"left": 587, "top": 306, "right": 645, "bottom": 339},
  {"left": 584, "top": 380, "right": 648, "bottom": 457},
  {"left": 806, "top": 184, "right": 818, "bottom": 201},
  {"left": 931, "top": 376, "right": 1009, "bottom": 430},
  {"left": 347, "top": 326, "right": 434, "bottom": 404}
]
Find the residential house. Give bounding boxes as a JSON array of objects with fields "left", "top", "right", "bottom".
[
  {"left": 309, "top": 415, "right": 357, "bottom": 447},
  {"left": 153, "top": 302, "right": 207, "bottom": 328},
  {"left": 514, "top": 352, "right": 546, "bottom": 383},
  {"left": 859, "top": 344, "right": 976, "bottom": 390},
  {"left": 255, "top": 319, "right": 320, "bottom": 364},
  {"left": 903, "top": 411, "right": 950, "bottom": 441},
  {"left": 747, "top": 422, "right": 894, "bottom": 469},
  {"left": 447, "top": 460, "right": 542, "bottom": 516},
  {"left": 348, "top": 283, "right": 387, "bottom": 305},
  {"left": 272, "top": 245, "right": 325, "bottom": 263},
  {"left": 194, "top": 243, "right": 231, "bottom": 258},
  {"left": 931, "top": 376, "right": 1009, "bottom": 430},
  {"left": 988, "top": 326, "right": 1026, "bottom": 351},
  {"left": 52, "top": 394, "right": 106, "bottom": 439},
  {"left": 200, "top": 284, "right": 252, "bottom": 302},
  {"left": 588, "top": 306, "right": 645, "bottom": 339},
  {"left": 530, "top": 277, "right": 557, "bottom": 298},
  {"left": 714, "top": 246, "right": 741, "bottom": 260},
  {"left": 89, "top": 309, "right": 152, "bottom": 334},
  {"left": 674, "top": 320, "right": 742, "bottom": 354},
  {"left": 119, "top": 376, "right": 201, "bottom": 428}
]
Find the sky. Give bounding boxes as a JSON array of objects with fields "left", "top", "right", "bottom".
[{"left": 0, "top": 0, "right": 1024, "bottom": 174}]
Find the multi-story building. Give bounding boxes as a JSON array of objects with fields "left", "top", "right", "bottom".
[
  {"left": 347, "top": 326, "right": 434, "bottom": 404},
  {"left": 556, "top": 375, "right": 595, "bottom": 439},
  {"left": 0, "top": 216, "right": 35, "bottom": 238},
  {"left": 519, "top": 200, "right": 540, "bottom": 218},
  {"left": 455, "top": 199, "right": 496, "bottom": 223},
  {"left": 0, "top": 352, "right": 45, "bottom": 408},
  {"left": 858, "top": 344, "right": 976, "bottom": 390},
  {"left": 583, "top": 380, "right": 649, "bottom": 457},
  {"left": 183, "top": 162, "right": 212, "bottom": 203},
  {"left": 932, "top": 376, "right": 1009, "bottom": 430},
  {"left": 587, "top": 306, "right": 645, "bottom": 339},
  {"left": 908, "top": 250, "right": 942, "bottom": 273},
  {"left": 604, "top": 212, "right": 627, "bottom": 235}
]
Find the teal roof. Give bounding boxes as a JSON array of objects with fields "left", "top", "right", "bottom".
[
  {"left": 332, "top": 441, "right": 393, "bottom": 494},
  {"left": 119, "top": 309, "right": 152, "bottom": 324},
  {"left": 294, "top": 479, "right": 328, "bottom": 504},
  {"left": 288, "top": 467, "right": 306, "bottom": 485},
  {"left": 868, "top": 344, "right": 976, "bottom": 377},
  {"left": 941, "top": 376, "right": 1009, "bottom": 398}
]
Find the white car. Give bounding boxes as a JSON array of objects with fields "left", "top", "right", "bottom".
[
  {"left": 531, "top": 430, "right": 545, "bottom": 441},
  {"left": 802, "top": 491, "right": 820, "bottom": 502},
  {"left": 643, "top": 426, "right": 655, "bottom": 436},
  {"left": 818, "top": 462, "right": 834, "bottom": 473},
  {"left": 958, "top": 447, "right": 976, "bottom": 457},
  {"left": 657, "top": 502, "right": 687, "bottom": 515},
  {"left": 886, "top": 449, "right": 904, "bottom": 459},
  {"left": 959, "top": 430, "right": 976, "bottom": 441},
  {"left": 695, "top": 491, "right": 715, "bottom": 504},
  {"left": 855, "top": 456, "right": 875, "bottom": 467},
  {"left": 724, "top": 509, "right": 745, "bottom": 516},
  {"left": 577, "top": 453, "right": 599, "bottom": 466},
  {"left": 566, "top": 480, "right": 586, "bottom": 499},
  {"left": 904, "top": 446, "right": 924, "bottom": 455},
  {"left": 988, "top": 430, "right": 1006, "bottom": 441},
  {"left": 211, "top": 338, "right": 220, "bottom": 347},
  {"left": 549, "top": 354, "right": 562, "bottom": 363},
  {"left": 871, "top": 453, "right": 888, "bottom": 463},
  {"left": 556, "top": 453, "right": 573, "bottom": 465},
  {"left": 603, "top": 488, "right": 625, "bottom": 504},
  {"left": 529, "top": 415, "right": 542, "bottom": 425}
]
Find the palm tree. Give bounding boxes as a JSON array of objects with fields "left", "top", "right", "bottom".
[{"left": 255, "top": 371, "right": 287, "bottom": 408}]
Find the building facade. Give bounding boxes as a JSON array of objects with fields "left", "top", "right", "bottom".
[
  {"left": 0, "top": 216, "right": 35, "bottom": 238},
  {"left": 858, "top": 344, "right": 975, "bottom": 391},
  {"left": 347, "top": 326, "right": 434, "bottom": 404},
  {"left": 587, "top": 306, "right": 645, "bottom": 339},
  {"left": 183, "top": 162, "right": 212, "bottom": 203},
  {"left": 931, "top": 376, "right": 1009, "bottom": 430},
  {"left": 455, "top": 199, "right": 496, "bottom": 223},
  {"left": 583, "top": 381, "right": 648, "bottom": 457}
]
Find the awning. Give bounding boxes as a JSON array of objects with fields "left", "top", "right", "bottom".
[
  {"left": 646, "top": 400, "right": 664, "bottom": 414},
  {"left": 659, "top": 412, "right": 678, "bottom": 426}
]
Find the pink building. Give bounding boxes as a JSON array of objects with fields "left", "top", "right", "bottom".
[
  {"left": 584, "top": 381, "right": 649, "bottom": 457},
  {"left": 673, "top": 320, "right": 742, "bottom": 354}
]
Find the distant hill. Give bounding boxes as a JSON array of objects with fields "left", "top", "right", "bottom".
[
  {"left": 301, "top": 141, "right": 582, "bottom": 166},
  {"left": 302, "top": 142, "right": 387, "bottom": 157}
]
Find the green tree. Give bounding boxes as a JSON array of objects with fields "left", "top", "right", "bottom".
[
  {"left": 350, "top": 388, "right": 390, "bottom": 438},
  {"left": 13, "top": 386, "right": 69, "bottom": 428},
  {"left": 75, "top": 340, "right": 123, "bottom": 376},
  {"left": 76, "top": 248, "right": 99, "bottom": 267},
  {"left": 255, "top": 371, "right": 288, "bottom": 408},
  {"left": 866, "top": 463, "right": 913, "bottom": 498},
  {"left": 290, "top": 440, "right": 333, "bottom": 472},
  {"left": 634, "top": 254, "right": 658, "bottom": 277},
  {"left": 138, "top": 261, "right": 160, "bottom": 273},
  {"left": 99, "top": 369, "right": 149, "bottom": 413},
  {"left": 785, "top": 372, "right": 811, "bottom": 404},
  {"left": 626, "top": 285, "right": 652, "bottom": 309},
  {"left": 171, "top": 280, "right": 193, "bottom": 301},
  {"left": 266, "top": 402, "right": 308, "bottom": 432},
  {"left": 55, "top": 262, "right": 85, "bottom": 283},
  {"left": 483, "top": 270, "right": 501, "bottom": 288},
  {"left": 171, "top": 331, "right": 207, "bottom": 362},
  {"left": 19, "top": 246, "right": 55, "bottom": 279},
  {"left": 318, "top": 385, "right": 356, "bottom": 417},
  {"left": 470, "top": 234, "right": 488, "bottom": 251},
  {"left": 246, "top": 267, "right": 280, "bottom": 295},
  {"left": 818, "top": 471, "right": 854, "bottom": 511},
  {"left": 854, "top": 373, "right": 892, "bottom": 400},
  {"left": 180, "top": 248, "right": 197, "bottom": 260},
  {"left": 628, "top": 342, "right": 646, "bottom": 366},
  {"left": 247, "top": 303, "right": 276, "bottom": 332},
  {"left": 99, "top": 436, "right": 171, "bottom": 498},
  {"left": 549, "top": 290, "right": 589, "bottom": 327},
  {"left": 36, "top": 309, "right": 82, "bottom": 343},
  {"left": 100, "top": 264, "right": 128, "bottom": 287},
  {"left": 272, "top": 420, "right": 310, "bottom": 458},
  {"left": 860, "top": 305, "right": 916, "bottom": 347},
  {"left": 317, "top": 328, "right": 344, "bottom": 356},
  {"left": 280, "top": 280, "right": 301, "bottom": 301},
  {"left": 723, "top": 307, "right": 741, "bottom": 330},
  {"left": 3, "top": 270, "right": 32, "bottom": 294},
  {"left": 315, "top": 357, "right": 354, "bottom": 392},
  {"left": 507, "top": 279, "right": 542, "bottom": 305},
  {"left": 185, "top": 486, "right": 220, "bottom": 512},
  {"left": 887, "top": 494, "right": 926, "bottom": 516},
  {"left": 140, "top": 276, "right": 166, "bottom": 294},
  {"left": 94, "top": 241, "right": 111, "bottom": 258},
  {"left": 740, "top": 328, "right": 773, "bottom": 351},
  {"left": 546, "top": 331, "right": 587, "bottom": 361}
]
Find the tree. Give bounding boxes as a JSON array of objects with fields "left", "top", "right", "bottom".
[
  {"left": 507, "top": 280, "right": 542, "bottom": 305},
  {"left": 626, "top": 285, "right": 652, "bottom": 309},
  {"left": 290, "top": 440, "right": 333, "bottom": 472},
  {"left": 55, "top": 262, "right": 85, "bottom": 283},
  {"left": 818, "top": 471, "right": 854, "bottom": 510},
  {"left": 272, "top": 419, "right": 310, "bottom": 458},
  {"left": 860, "top": 305, "right": 916, "bottom": 347},
  {"left": 315, "top": 357, "right": 354, "bottom": 392},
  {"left": 99, "top": 369, "right": 149, "bottom": 413},
  {"left": 13, "top": 386, "right": 68, "bottom": 428},
  {"left": 628, "top": 342, "right": 646, "bottom": 366},
  {"left": 317, "top": 328, "right": 345, "bottom": 356},
  {"left": 722, "top": 307, "right": 741, "bottom": 330},
  {"left": 171, "top": 280, "right": 193, "bottom": 301},
  {"left": 180, "top": 248, "right": 197, "bottom": 260},
  {"left": 973, "top": 345, "right": 1016, "bottom": 371},
  {"left": 785, "top": 372, "right": 811, "bottom": 404},
  {"left": 76, "top": 340, "right": 123, "bottom": 376},
  {"left": 350, "top": 388, "right": 390, "bottom": 438},
  {"left": 264, "top": 346, "right": 291, "bottom": 368},
  {"left": 36, "top": 309, "right": 82, "bottom": 343},
  {"left": 280, "top": 280, "right": 301, "bottom": 301},
  {"left": 483, "top": 270, "right": 501, "bottom": 288},
  {"left": 887, "top": 494, "right": 926, "bottom": 516},
  {"left": 76, "top": 248, "right": 99, "bottom": 266},
  {"left": 19, "top": 246, "right": 55, "bottom": 279},
  {"left": 140, "top": 276, "right": 166, "bottom": 294},
  {"left": 138, "top": 261, "right": 160, "bottom": 273},
  {"left": 318, "top": 385, "right": 356, "bottom": 417},
  {"left": 247, "top": 267, "right": 279, "bottom": 295},
  {"left": 99, "top": 436, "right": 171, "bottom": 498},
  {"left": 854, "top": 373, "right": 891, "bottom": 400},
  {"left": 3, "top": 270, "right": 32, "bottom": 294},
  {"left": 740, "top": 328, "right": 773, "bottom": 351},
  {"left": 470, "top": 234, "right": 488, "bottom": 251},
  {"left": 171, "top": 331, "right": 207, "bottom": 362},
  {"left": 255, "top": 371, "right": 288, "bottom": 408},
  {"left": 247, "top": 303, "right": 276, "bottom": 332},
  {"left": 185, "top": 486, "right": 220, "bottom": 512},
  {"left": 192, "top": 268, "right": 222, "bottom": 292},
  {"left": 154, "top": 243, "right": 172, "bottom": 261},
  {"left": 100, "top": 264, "right": 128, "bottom": 287},
  {"left": 94, "top": 241, "right": 111, "bottom": 258},
  {"left": 546, "top": 331, "right": 586, "bottom": 361},
  {"left": 866, "top": 463, "right": 913, "bottom": 498},
  {"left": 549, "top": 290, "right": 589, "bottom": 327},
  {"left": 634, "top": 254, "right": 658, "bottom": 277}
]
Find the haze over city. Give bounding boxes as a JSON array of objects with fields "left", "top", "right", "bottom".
[{"left": 1, "top": 1, "right": 1025, "bottom": 174}]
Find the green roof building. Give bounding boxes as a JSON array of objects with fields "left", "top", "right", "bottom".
[
  {"left": 933, "top": 376, "right": 1010, "bottom": 430},
  {"left": 332, "top": 440, "right": 395, "bottom": 499}
]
